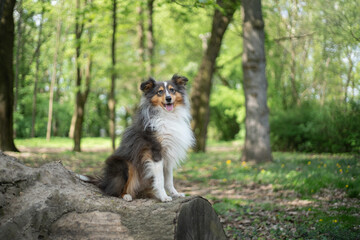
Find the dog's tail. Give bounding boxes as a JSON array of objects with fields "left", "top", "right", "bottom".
[
  {"left": 98, "top": 154, "right": 129, "bottom": 197},
  {"left": 76, "top": 173, "right": 102, "bottom": 185},
  {"left": 77, "top": 154, "right": 129, "bottom": 198}
]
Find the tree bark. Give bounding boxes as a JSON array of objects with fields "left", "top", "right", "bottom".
[
  {"left": 241, "top": 0, "right": 272, "bottom": 163},
  {"left": 147, "top": 0, "right": 155, "bottom": 76},
  {"left": 68, "top": 111, "right": 76, "bottom": 139},
  {"left": 53, "top": 62, "right": 63, "bottom": 137},
  {"left": 190, "top": 0, "right": 238, "bottom": 152},
  {"left": 72, "top": 0, "right": 84, "bottom": 151},
  {"left": 0, "top": 153, "right": 227, "bottom": 240},
  {"left": 108, "top": 0, "right": 117, "bottom": 151},
  {"left": 72, "top": 0, "right": 91, "bottom": 152},
  {"left": 288, "top": 0, "right": 299, "bottom": 106},
  {"left": 72, "top": 66, "right": 91, "bottom": 151},
  {"left": 137, "top": 1, "right": 146, "bottom": 77},
  {"left": 0, "top": 0, "right": 19, "bottom": 152},
  {"left": 46, "top": 16, "right": 62, "bottom": 141},
  {"left": 344, "top": 49, "right": 353, "bottom": 104},
  {"left": 14, "top": 0, "right": 23, "bottom": 113},
  {"left": 31, "top": 3, "right": 45, "bottom": 138}
]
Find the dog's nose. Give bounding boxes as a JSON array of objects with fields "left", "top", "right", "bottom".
[{"left": 165, "top": 96, "right": 172, "bottom": 102}]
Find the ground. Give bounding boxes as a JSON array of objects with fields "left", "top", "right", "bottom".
[{"left": 6, "top": 137, "right": 360, "bottom": 240}]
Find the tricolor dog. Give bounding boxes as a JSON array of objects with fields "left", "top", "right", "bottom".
[{"left": 81, "top": 74, "right": 194, "bottom": 202}]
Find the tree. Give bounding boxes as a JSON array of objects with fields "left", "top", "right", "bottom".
[
  {"left": 46, "top": 8, "right": 62, "bottom": 141},
  {"left": 137, "top": 0, "right": 146, "bottom": 77},
  {"left": 147, "top": 0, "right": 155, "bottom": 76},
  {"left": 71, "top": 0, "right": 92, "bottom": 152},
  {"left": 190, "top": 0, "right": 238, "bottom": 152},
  {"left": 31, "top": 2, "right": 45, "bottom": 138},
  {"left": 241, "top": 0, "right": 272, "bottom": 163},
  {"left": 14, "top": 0, "right": 23, "bottom": 112},
  {"left": 288, "top": 0, "right": 300, "bottom": 106},
  {"left": 0, "top": 0, "right": 19, "bottom": 152},
  {"left": 108, "top": 0, "right": 117, "bottom": 151}
]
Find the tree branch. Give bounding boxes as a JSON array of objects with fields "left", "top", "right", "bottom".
[
  {"left": 215, "top": 51, "right": 242, "bottom": 70},
  {"left": 273, "top": 32, "right": 315, "bottom": 42}
]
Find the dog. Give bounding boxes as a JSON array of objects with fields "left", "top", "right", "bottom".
[{"left": 80, "top": 74, "right": 194, "bottom": 202}]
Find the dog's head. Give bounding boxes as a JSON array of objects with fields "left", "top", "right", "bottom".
[{"left": 140, "top": 74, "right": 189, "bottom": 112}]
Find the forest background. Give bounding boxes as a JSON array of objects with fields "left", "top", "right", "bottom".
[
  {"left": 11, "top": 0, "right": 360, "bottom": 154},
  {"left": 1, "top": 0, "right": 360, "bottom": 238}
]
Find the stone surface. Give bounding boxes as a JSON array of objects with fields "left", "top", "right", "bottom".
[{"left": 0, "top": 152, "right": 226, "bottom": 240}]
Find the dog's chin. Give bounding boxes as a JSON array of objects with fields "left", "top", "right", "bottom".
[{"left": 162, "top": 103, "right": 174, "bottom": 112}]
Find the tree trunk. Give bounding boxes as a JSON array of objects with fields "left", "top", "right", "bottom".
[
  {"left": 14, "top": 0, "right": 23, "bottom": 113},
  {"left": 190, "top": 0, "right": 238, "bottom": 152},
  {"left": 72, "top": 0, "right": 91, "bottom": 152},
  {"left": 344, "top": 49, "right": 353, "bottom": 104},
  {"left": 31, "top": 4, "right": 45, "bottom": 138},
  {"left": 289, "top": 0, "right": 299, "bottom": 106},
  {"left": 73, "top": 0, "right": 84, "bottom": 150},
  {"left": 108, "top": 0, "right": 117, "bottom": 151},
  {"left": 73, "top": 57, "right": 91, "bottom": 151},
  {"left": 0, "top": 0, "right": 19, "bottom": 152},
  {"left": 0, "top": 153, "right": 227, "bottom": 240},
  {"left": 289, "top": 40, "right": 298, "bottom": 105},
  {"left": 46, "top": 17, "right": 62, "bottom": 141},
  {"left": 137, "top": 1, "right": 146, "bottom": 77},
  {"left": 31, "top": 70, "right": 38, "bottom": 138},
  {"left": 73, "top": 94, "right": 85, "bottom": 152},
  {"left": 53, "top": 53, "right": 63, "bottom": 137},
  {"left": 241, "top": 0, "right": 272, "bottom": 163},
  {"left": 147, "top": 0, "right": 155, "bottom": 76},
  {"left": 68, "top": 111, "right": 76, "bottom": 138}
]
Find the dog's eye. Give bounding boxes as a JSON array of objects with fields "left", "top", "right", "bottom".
[
  {"left": 157, "top": 90, "right": 164, "bottom": 95},
  {"left": 169, "top": 88, "right": 176, "bottom": 94}
]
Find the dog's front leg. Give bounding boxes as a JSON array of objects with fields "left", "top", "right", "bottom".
[
  {"left": 164, "top": 163, "right": 185, "bottom": 198},
  {"left": 148, "top": 160, "right": 172, "bottom": 202}
]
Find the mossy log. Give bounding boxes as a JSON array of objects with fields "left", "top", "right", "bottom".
[{"left": 0, "top": 152, "right": 226, "bottom": 240}]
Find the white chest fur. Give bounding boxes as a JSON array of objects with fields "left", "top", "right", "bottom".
[{"left": 149, "top": 106, "right": 194, "bottom": 168}]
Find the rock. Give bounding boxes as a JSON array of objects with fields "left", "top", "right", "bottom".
[{"left": 0, "top": 152, "right": 226, "bottom": 240}]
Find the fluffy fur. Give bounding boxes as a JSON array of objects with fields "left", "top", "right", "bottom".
[{"left": 94, "top": 74, "right": 194, "bottom": 202}]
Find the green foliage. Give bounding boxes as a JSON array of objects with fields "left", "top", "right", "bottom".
[
  {"left": 52, "top": 100, "right": 73, "bottom": 137},
  {"left": 83, "top": 92, "right": 109, "bottom": 137},
  {"left": 14, "top": 91, "right": 49, "bottom": 138},
  {"left": 270, "top": 101, "right": 360, "bottom": 153},
  {"left": 12, "top": 0, "right": 360, "bottom": 156},
  {"left": 209, "top": 86, "right": 244, "bottom": 141}
]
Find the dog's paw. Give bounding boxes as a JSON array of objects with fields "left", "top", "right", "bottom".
[
  {"left": 171, "top": 192, "right": 185, "bottom": 198},
  {"left": 160, "top": 195, "right": 173, "bottom": 202},
  {"left": 123, "top": 194, "right": 133, "bottom": 202}
]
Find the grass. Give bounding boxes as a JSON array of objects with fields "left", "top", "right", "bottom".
[
  {"left": 15, "top": 137, "right": 120, "bottom": 149},
  {"left": 180, "top": 151, "right": 360, "bottom": 198},
  {"left": 179, "top": 148, "right": 360, "bottom": 239},
  {"left": 10, "top": 137, "right": 360, "bottom": 239}
]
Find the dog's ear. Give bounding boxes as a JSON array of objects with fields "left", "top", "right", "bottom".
[
  {"left": 171, "top": 74, "right": 188, "bottom": 86},
  {"left": 140, "top": 77, "right": 156, "bottom": 93}
]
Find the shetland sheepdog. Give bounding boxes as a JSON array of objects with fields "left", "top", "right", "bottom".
[{"left": 81, "top": 74, "right": 194, "bottom": 202}]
